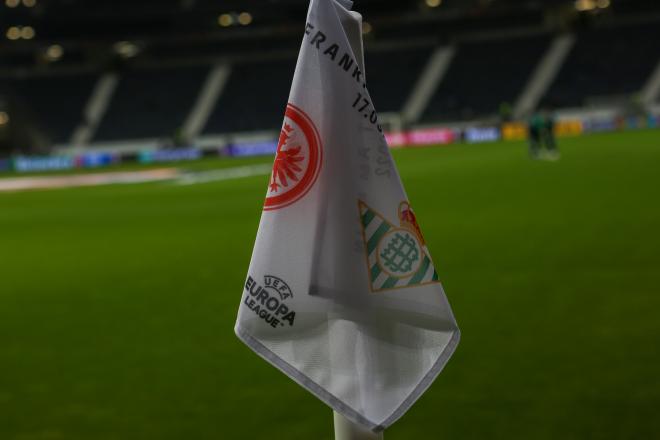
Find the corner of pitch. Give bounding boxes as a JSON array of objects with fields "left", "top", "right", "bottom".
[{"left": 243, "top": 275, "right": 296, "bottom": 328}]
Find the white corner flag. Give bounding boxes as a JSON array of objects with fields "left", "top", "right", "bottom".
[{"left": 235, "top": 0, "right": 459, "bottom": 432}]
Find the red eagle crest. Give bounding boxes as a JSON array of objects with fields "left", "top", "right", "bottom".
[{"left": 269, "top": 124, "right": 305, "bottom": 193}]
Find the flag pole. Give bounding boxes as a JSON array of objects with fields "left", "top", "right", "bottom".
[{"left": 334, "top": 411, "right": 384, "bottom": 440}]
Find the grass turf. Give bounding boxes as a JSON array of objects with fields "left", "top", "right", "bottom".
[{"left": 0, "top": 130, "right": 659, "bottom": 439}]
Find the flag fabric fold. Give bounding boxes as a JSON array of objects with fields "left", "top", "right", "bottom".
[{"left": 235, "top": 0, "right": 459, "bottom": 432}]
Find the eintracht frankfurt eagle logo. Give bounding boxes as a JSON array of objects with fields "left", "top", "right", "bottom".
[
  {"left": 359, "top": 200, "right": 440, "bottom": 292},
  {"left": 264, "top": 104, "right": 323, "bottom": 211}
]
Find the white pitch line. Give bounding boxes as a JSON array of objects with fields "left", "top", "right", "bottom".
[
  {"left": 175, "top": 164, "right": 273, "bottom": 186},
  {"left": 0, "top": 168, "right": 180, "bottom": 192},
  {"left": 0, "top": 164, "right": 274, "bottom": 193}
]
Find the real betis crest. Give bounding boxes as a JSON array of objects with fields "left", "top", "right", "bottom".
[{"left": 359, "top": 200, "right": 439, "bottom": 292}]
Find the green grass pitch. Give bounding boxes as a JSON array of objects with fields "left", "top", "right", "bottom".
[{"left": 1, "top": 130, "right": 659, "bottom": 439}]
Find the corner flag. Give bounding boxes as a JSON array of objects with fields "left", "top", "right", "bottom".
[{"left": 234, "top": 0, "right": 459, "bottom": 432}]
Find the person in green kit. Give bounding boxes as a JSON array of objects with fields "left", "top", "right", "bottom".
[
  {"left": 528, "top": 110, "right": 560, "bottom": 160},
  {"left": 528, "top": 112, "right": 544, "bottom": 159},
  {"left": 541, "top": 109, "right": 560, "bottom": 160}
]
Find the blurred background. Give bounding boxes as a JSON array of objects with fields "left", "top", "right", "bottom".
[
  {"left": 1, "top": 0, "right": 659, "bottom": 439},
  {"left": 0, "top": 0, "right": 659, "bottom": 157}
]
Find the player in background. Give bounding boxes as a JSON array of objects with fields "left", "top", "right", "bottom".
[
  {"left": 528, "top": 112, "right": 544, "bottom": 159},
  {"left": 528, "top": 110, "right": 559, "bottom": 161},
  {"left": 541, "top": 108, "right": 560, "bottom": 161}
]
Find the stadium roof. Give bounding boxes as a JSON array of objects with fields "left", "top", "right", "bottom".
[{"left": 1, "top": 0, "right": 659, "bottom": 72}]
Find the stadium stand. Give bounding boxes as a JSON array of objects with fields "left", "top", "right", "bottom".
[
  {"left": 94, "top": 65, "right": 209, "bottom": 141},
  {"left": 147, "top": 34, "right": 301, "bottom": 61},
  {"left": 374, "top": 11, "right": 546, "bottom": 42},
  {"left": 203, "top": 58, "right": 296, "bottom": 134},
  {"left": 365, "top": 46, "right": 434, "bottom": 113},
  {"left": 544, "top": 22, "right": 660, "bottom": 108},
  {"left": 1, "top": 73, "right": 97, "bottom": 145},
  {"left": 2, "top": 0, "right": 660, "bottom": 148},
  {"left": 201, "top": 45, "right": 434, "bottom": 134},
  {"left": 421, "top": 35, "right": 551, "bottom": 122}
]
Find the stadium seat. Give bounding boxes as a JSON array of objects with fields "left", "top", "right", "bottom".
[
  {"left": 544, "top": 23, "right": 660, "bottom": 108},
  {"left": 365, "top": 46, "right": 434, "bottom": 113},
  {"left": 94, "top": 65, "right": 209, "bottom": 141},
  {"left": 3, "top": 73, "right": 97, "bottom": 145},
  {"left": 421, "top": 35, "right": 551, "bottom": 122},
  {"left": 203, "top": 58, "right": 296, "bottom": 134}
]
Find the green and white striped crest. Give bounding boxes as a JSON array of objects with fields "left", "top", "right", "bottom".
[{"left": 359, "top": 201, "right": 439, "bottom": 292}]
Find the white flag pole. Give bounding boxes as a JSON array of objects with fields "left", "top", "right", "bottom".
[{"left": 334, "top": 411, "right": 384, "bottom": 440}]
